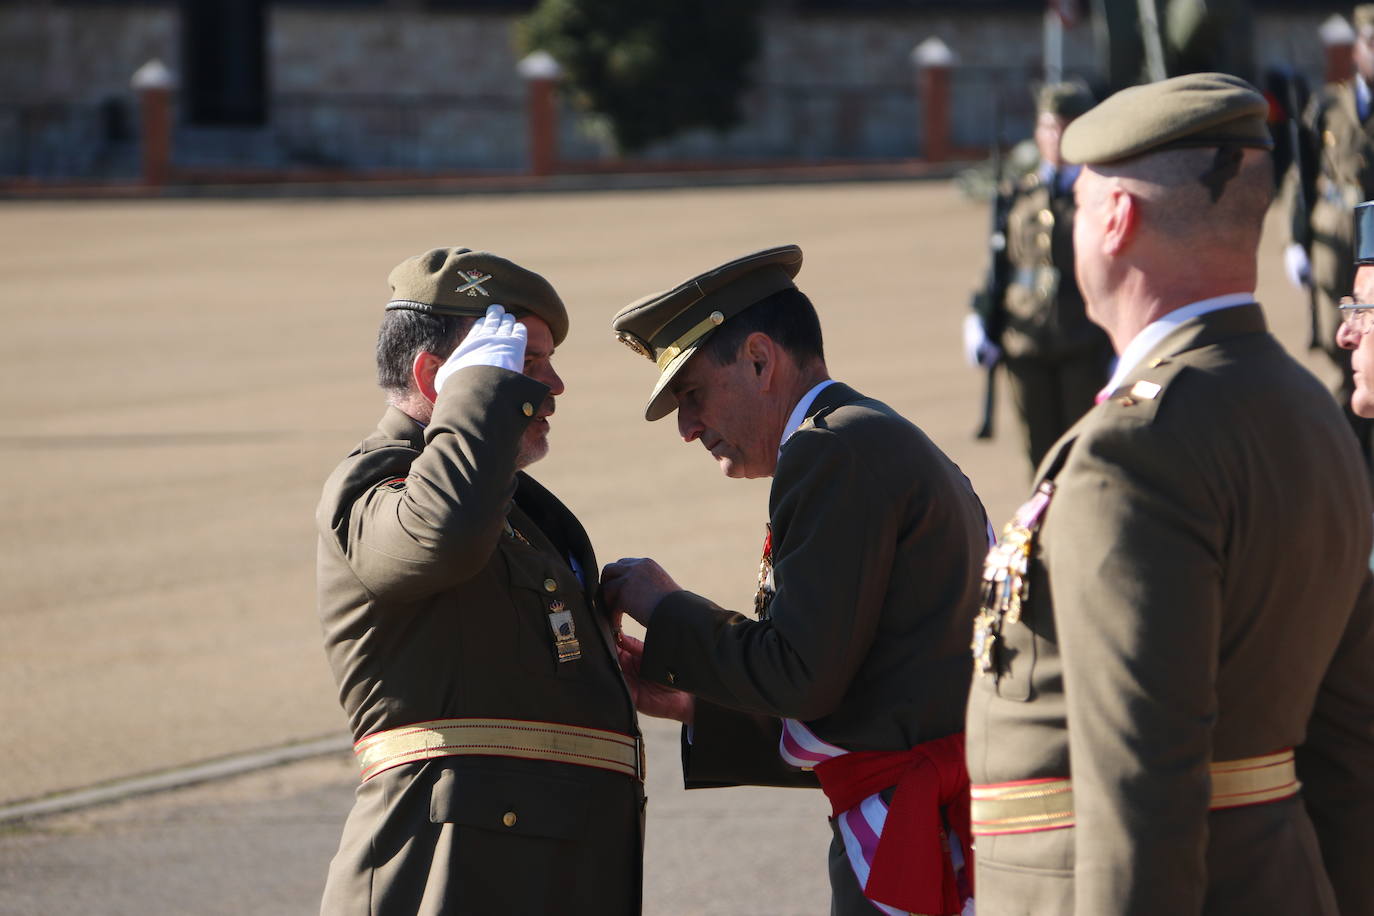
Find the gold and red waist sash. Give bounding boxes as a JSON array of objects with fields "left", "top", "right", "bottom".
[
  {"left": 971, "top": 748, "right": 1299, "bottom": 836},
  {"left": 353, "top": 717, "right": 644, "bottom": 783}
]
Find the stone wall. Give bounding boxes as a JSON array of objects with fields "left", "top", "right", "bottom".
[{"left": 0, "top": 2, "right": 1353, "bottom": 178}]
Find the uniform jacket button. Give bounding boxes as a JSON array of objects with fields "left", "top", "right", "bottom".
[
  {"left": 502, "top": 811, "right": 518, "bottom": 827},
  {"left": 522, "top": 402, "right": 535, "bottom": 417},
  {"left": 543, "top": 578, "right": 558, "bottom": 592}
]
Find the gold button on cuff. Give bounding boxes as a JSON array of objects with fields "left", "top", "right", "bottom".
[
  {"left": 543, "top": 578, "right": 558, "bottom": 593},
  {"left": 1038, "top": 209, "right": 1055, "bottom": 227},
  {"left": 502, "top": 811, "right": 518, "bottom": 827},
  {"left": 521, "top": 402, "right": 534, "bottom": 417}
]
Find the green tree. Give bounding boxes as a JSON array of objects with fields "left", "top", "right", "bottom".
[{"left": 521, "top": 0, "right": 762, "bottom": 154}]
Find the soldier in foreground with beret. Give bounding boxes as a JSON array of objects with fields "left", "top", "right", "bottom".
[
  {"left": 315, "top": 249, "right": 643, "bottom": 915},
  {"left": 966, "top": 73, "right": 1374, "bottom": 915},
  {"left": 601, "top": 246, "right": 989, "bottom": 916}
]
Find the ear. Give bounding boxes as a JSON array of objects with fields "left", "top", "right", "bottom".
[
  {"left": 1101, "top": 184, "right": 1138, "bottom": 255},
  {"left": 412, "top": 350, "right": 443, "bottom": 404},
  {"left": 742, "top": 332, "right": 778, "bottom": 388}
]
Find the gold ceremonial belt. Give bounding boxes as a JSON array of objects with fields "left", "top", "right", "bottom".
[
  {"left": 971, "top": 749, "right": 1299, "bottom": 836},
  {"left": 354, "top": 717, "right": 645, "bottom": 783}
]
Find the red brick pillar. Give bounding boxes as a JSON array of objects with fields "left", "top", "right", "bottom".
[
  {"left": 519, "top": 51, "right": 563, "bottom": 177},
  {"left": 131, "top": 59, "right": 176, "bottom": 188},
  {"left": 1321, "top": 15, "right": 1356, "bottom": 86},
  {"left": 912, "top": 38, "right": 957, "bottom": 163}
]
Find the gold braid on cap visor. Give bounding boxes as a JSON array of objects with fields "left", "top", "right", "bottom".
[{"left": 654, "top": 310, "right": 726, "bottom": 370}]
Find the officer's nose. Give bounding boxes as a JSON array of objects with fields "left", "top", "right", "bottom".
[{"left": 677, "top": 406, "right": 702, "bottom": 443}]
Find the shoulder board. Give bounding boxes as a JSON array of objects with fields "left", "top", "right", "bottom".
[{"left": 1098, "top": 358, "right": 1190, "bottom": 425}]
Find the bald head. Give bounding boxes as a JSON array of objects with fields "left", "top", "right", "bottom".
[{"left": 1088, "top": 146, "right": 1273, "bottom": 250}]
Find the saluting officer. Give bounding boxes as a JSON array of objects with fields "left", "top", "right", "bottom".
[
  {"left": 969, "top": 81, "right": 1114, "bottom": 472},
  {"left": 1285, "top": 4, "right": 1374, "bottom": 460},
  {"left": 602, "top": 246, "right": 989, "bottom": 916},
  {"left": 967, "top": 74, "right": 1374, "bottom": 916},
  {"left": 315, "top": 249, "right": 644, "bottom": 915}
]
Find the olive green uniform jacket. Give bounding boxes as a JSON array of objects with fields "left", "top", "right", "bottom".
[
  {"left": 966, "top": 304, "right": 1374, "bottom": 916},
  {"left": 640, "top": 383, "right": 990, "bottom": 914},
  {"left": 315, "top": 365, "right": 643, "bottom": 916},
  {"left": 999, "top": 171, "right": 1113, "bottom": 471}
]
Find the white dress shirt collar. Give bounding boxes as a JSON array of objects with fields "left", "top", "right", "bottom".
[
  {"left": 780, "top": 379, "right": 837, "bottom": 455},
  {"left": 1099, "top": 293, "right": 1254, "bottom": 397}
]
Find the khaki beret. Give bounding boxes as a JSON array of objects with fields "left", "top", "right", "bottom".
[
  {"left": 1061, "top": 72, "right": 1273, "bottom": 166},
  {"left": 612, "top": 245, "right": 803, "bottom": 421},
  {"left": 385, "top": 247, "right": 569, "bottom": 346},
  {"left": 1037, "top": 81, "right": 1094, "bottom": 120},
  {"left": 1356, "top": 5, "right": 1374, "bottom": 32},
  {"left": 1357, "top": 200, "right": 1374, "bottom": 265}
]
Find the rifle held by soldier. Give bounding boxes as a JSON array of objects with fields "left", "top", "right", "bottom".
[{"left": 969, "top": 102, "right": 1011, "bottom": 440}]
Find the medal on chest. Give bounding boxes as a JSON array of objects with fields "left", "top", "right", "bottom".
[
  {"left": 547, "top": 598, "right": 582, "bottom": 663},
  {"left": 754, "top": 524, "right": 775, "bottom": 619},
  {"left": 972, "top": 480, "right": 1054, "bottom": 677}
]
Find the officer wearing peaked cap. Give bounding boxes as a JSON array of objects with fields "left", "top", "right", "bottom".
[
  {"left": 1286, "top": 4, "right": 1374, "bottom": 468},
  {"left": 602, "top": 246, "right": 991, "bottom": 915},
  {"left": 316, "top": 248, "right": 645, "bottom": 914},
  {"left": 1338, "top": 200, "right": 1374, "bottom": 419},
  {"left": 966, "top": 73, "right": 1374, "bottom": 916}
]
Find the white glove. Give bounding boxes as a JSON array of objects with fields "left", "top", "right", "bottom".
[
  {"left": 434, "top": 304, "right": 528, "bottom": 393},
  {"left": 1284, "top": 242, "right": 1313, "bottom": 290},
  {"left": 963, "top": 313, "right": 1002, "bottom": 369}
]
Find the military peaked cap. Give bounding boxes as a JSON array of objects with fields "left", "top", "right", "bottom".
[
  {"left": 1357, "top": 201, "right": 1374, "bottom": 265},
  {"left": 611, "top": 245, "right": 804, "bottom": 421},
  {"left": 1062, "top": 72, "right": 1273, "bottom": 165},
  {"left": 386, "top": 247, "right": 569, "bottom": 346}
]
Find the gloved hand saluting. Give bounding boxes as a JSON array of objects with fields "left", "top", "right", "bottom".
[{"left": 434, "top": 304, "right": 528, "bottom": 393}]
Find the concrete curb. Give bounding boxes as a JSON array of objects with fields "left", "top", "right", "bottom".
[{"left": 0, "top": 734, "right": 352, "bottom": 824}]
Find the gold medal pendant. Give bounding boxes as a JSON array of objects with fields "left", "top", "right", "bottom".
[
  {"left": 971, "top": 481, "right": 1054, "bottom": 677},
  {"left": 753, "top": 523, "right": 775, "bottom": 619}
]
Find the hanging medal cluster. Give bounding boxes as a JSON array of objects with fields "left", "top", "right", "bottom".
[
  {"left": 972, "top": 480, "right": 1054, "bottom": 677},
  {"left": 754, "top": 523, "right": 775, "bottom": 619}
]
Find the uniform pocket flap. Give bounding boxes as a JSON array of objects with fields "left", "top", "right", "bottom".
[{"left": 429, "top": 766, "right": 590, "bottom": 840}]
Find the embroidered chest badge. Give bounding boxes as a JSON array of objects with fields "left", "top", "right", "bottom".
[
  {"left": 972, "top": 480, "right": 1054, "bottom": 677},
  {"left": 754, "top": 523, "right": 775, "bottom": 619}
]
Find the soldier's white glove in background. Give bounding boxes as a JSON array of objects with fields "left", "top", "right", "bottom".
[
  {"left": 1284, "top": 242, "right": 1313, "bottom": 290},
  {"left": 435, "top": 304, "right": 527, "bottom": 393},
  {"left": 963, "top": 313, "right": 1002, "bottom": 369}
]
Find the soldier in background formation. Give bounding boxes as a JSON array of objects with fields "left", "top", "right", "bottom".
[
  {"left": 965, "top": 81, "right": 1114, "bottom": 473},
  {"left": 967, "top": 73, "right": 1374, "bottom": 916},
  {"left": 1286, "top": 3, "right": 1374, "bottom": 465}
]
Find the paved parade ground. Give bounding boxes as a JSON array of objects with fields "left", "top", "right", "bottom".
[{"left": 0, "top": 180, "right": 1323, "bottom": 913}]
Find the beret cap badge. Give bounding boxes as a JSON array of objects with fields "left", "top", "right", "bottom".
[{"left": 454, "top": 270, "right": 493, "bottom": 297}]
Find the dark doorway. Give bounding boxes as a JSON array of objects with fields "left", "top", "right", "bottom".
[{"left": 180, "top": 0, "right": 267, "bottom": 126}]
